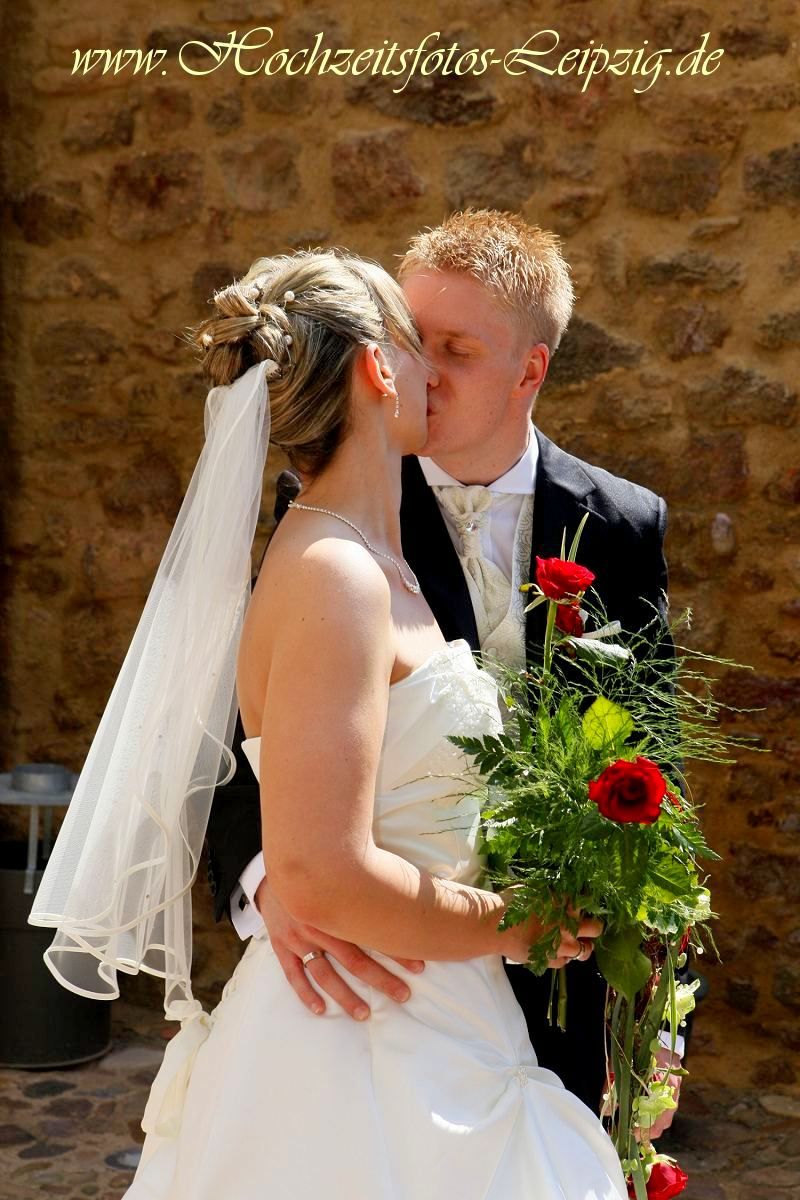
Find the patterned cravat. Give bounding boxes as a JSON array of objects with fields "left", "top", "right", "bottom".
[{"left": 434, "top": 485, "right": 513, "bottom": 644}]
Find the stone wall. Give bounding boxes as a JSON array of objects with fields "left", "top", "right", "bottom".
[{"left": 2, "top": 1, "right": 798, "bottom": 1090}]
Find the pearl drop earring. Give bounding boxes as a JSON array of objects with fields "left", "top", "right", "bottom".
[{"left": 394, "top": 392, "right": 400, "bottom": 419}]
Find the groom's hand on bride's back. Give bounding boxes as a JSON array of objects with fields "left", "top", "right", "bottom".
[{"left": 254, "top": 877, "right": 425, "bottom": 1020}]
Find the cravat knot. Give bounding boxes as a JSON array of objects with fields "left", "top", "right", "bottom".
[
  {"left": 434, "top": 484, "right": 514, "bottom": 646},
  {"left": 435, "top": 485, "right": 493, "bottom": 561}
]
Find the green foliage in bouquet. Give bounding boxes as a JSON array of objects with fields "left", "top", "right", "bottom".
[
  {"left": 454, "top": 623, "right": 729, "bottom": 987},
  {"left": 449, "top": 516, "right": 761, "bottom": 1199}
]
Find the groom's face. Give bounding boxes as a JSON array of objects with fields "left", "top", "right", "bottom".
[{"left": 401, "top": 269, "right": 536, "bottom": 462}]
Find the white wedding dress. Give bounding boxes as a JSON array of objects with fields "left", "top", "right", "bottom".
[{"left": 126, "top": 640, "right": 627, "bottom": 1199}]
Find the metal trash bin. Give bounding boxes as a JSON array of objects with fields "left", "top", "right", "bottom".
[{"left": 0, "top": 762, "right": 113, "bottom": 1068}]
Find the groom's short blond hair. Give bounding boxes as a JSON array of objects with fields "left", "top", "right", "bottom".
[{"left": 397, "top": 209, "right": 575, "bottom": 353}]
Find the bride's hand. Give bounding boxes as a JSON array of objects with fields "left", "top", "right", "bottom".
[
  {"left": 254, "top": 877, "right": 425, "bottom": 1020},
  {"left": 499, "top": 893, "right": 603, "bottom": 968}
]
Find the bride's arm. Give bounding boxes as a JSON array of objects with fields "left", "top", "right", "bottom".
[{"left": 254, "top": 539, "right": 590, "bottom": 966}]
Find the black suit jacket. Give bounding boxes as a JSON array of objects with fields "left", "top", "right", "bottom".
[{"left": 205, "top": 428, "right": 673, "bottom": 1109}]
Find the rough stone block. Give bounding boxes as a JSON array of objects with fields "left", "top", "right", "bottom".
[
  {"left": 331, "top": 129, "right": 424, "bottom": 221},
  {"left": 217, "top": 137, "right": 300, "bottom": 213},
  {"left": 625, "top": 150, "right": 721, "bottom": 215},
  {"left": 10, "top": 184, "right": 89, "bottom": 246},
  {"left": 744, "top": 144, "right": 800, "bottom": 206},
  {"left": 107, "top": 151, "right": 204, "bottom": 241},
  {"left": 445, "top": 137, "right": 540, "bottom": 211},
  {"left": 547, "top": 318, "right": 643, "bottom": 388},
  {"left": 755, "top": 311, "right": 800, "bottom": 350},
  {"left": 637, "top": 251, "right": 744, "bottom": 292},
  {"left": 656, "top": 303, "right": 730, "bottom": 359},
  {"left": 347, "top": 74, "right": 500, "bottom": 127},
  {"left": 684, "top": 365, "right": 797, "bottom": 427},
  {"left": 62, "top": 103, "right": 135, "bottom": 153}
]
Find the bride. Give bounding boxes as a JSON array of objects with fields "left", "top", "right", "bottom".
[{"left": 30, "top": 249, "right": 627, "bottom": 1198}]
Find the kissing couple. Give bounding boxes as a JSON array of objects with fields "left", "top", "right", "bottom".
[{"left": 32, "top": 210, "right": 681, "bottom": 1198}]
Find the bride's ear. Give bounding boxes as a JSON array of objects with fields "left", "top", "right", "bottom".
[{"left": 359, "top": 341, "right": 396, "bottom": 399}]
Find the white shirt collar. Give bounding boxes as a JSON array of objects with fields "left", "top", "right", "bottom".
[{"left": 418, "top": 425, "right": 538, "bottom": 495}]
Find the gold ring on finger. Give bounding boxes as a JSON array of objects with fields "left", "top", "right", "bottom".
[{"left": 301, "top": 950, "right": 326, "bottom": 967}]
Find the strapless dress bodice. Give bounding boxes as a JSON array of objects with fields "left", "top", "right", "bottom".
[{"left": 241, "top": 639, "right": 503, "bottom": 886}]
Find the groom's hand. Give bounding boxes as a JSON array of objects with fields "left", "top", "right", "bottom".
[{"left": 254, "top": 877, "right": 425, "bottom": 1019}]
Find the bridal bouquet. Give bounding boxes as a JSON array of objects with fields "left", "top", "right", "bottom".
[{"left": 450, "top": 516, "right": 757, "bottom": 1200}]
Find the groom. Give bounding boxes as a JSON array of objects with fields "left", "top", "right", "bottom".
[{"left": 206, "top": 210, "right": 683, "bottom": 1120}]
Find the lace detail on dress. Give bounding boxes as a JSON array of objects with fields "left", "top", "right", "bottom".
[
  {"left": 424, "top": 643, "right": 504, "bottom": 740},
  {"left": 385, "top": 642, "right": 503, "bottom": 785}
]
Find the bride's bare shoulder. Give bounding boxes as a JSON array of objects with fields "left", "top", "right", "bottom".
[
  {"left": 242, "top": 517, "right": 392, "bottom": 666},
  {"left": 260, "top": 518, "right": 390, "bottom": 605}
]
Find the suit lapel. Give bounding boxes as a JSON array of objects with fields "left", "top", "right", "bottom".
[
  {"left": 400, "top": 456, "right": 480, "bottom": 651},
  {"left": 526, "top": 429, "right": 608, "bottom": 654}
]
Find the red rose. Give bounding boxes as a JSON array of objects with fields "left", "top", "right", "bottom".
[
  {"left": 678, "top": 928, "right": 691, "bottom": 956},
  {"left": 646, "top": 1162, "right": 689, "bottom": 1199},
  {"left": 535, "top": 556, "right": 596, "bottom": 601},
  {"left": 555, "top": 603, "right": 585, "bottom": 636},
  {"left": 588, "top": 757, "right": 666, "bottom": 825},
  {"left": 627, "top": 1162, "right": 689, "bottom": 1200}
]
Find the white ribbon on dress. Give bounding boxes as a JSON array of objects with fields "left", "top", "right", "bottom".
[
  {"left": 139, "top": 931, "right": 266, "bottom": 1145},
  {"left": 141, "top": 1001, "right": 212, "bottom": 1139}
]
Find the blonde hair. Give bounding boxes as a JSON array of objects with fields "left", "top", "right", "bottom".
[
  {"left": 397, "top": 209, "right": 575, "bottom": 353},
  {"left": 190, "top": 249, "right": 424, "bottom": 477}
]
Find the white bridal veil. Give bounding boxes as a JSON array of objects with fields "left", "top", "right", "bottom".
[{"left": 28, "top": 358, "right": 272, "bottom": 1027}]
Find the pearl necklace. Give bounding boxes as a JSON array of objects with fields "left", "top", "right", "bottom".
[{"left": 287, "top": 500, "right": 421, "bottom": 594}]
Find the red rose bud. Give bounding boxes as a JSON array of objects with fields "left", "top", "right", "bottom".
[
  {"left": 678, "top": 929, "right": 691, "bottom": 956},
  {"left": 588, "top": 757, "right": 667, "bottom": 825},
  {"left": 555, "top": 603, "right": 585, "bottom": 636},
  {"left": 666, "top": 790, "right": 683, "bottom": 813},
  {"left": 535, "top": 556, "right": 596, "bottom": 601},
  {"left": 646, "top": 1161, "right": 689, "bottom": 1199},
  {"left": 641, "top": 935, "right": 668, "bottom": 969}
]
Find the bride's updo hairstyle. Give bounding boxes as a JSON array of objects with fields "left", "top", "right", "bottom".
[{"left": 191, "top": 249, "right": 424, "bottom": 478}]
